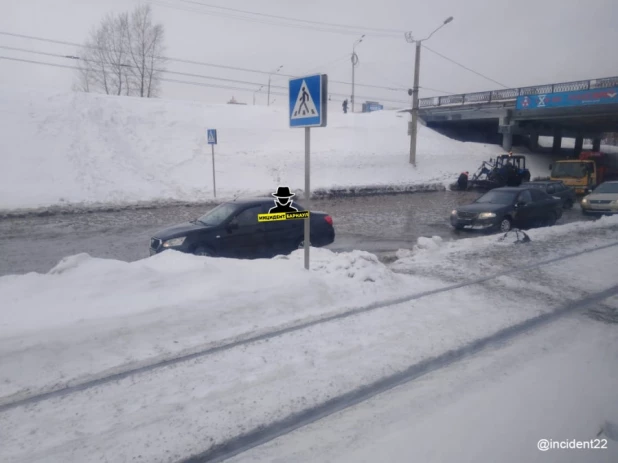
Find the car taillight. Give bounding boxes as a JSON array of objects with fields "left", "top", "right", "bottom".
[{"left": 324, "top": 215, "right": 333, "bottom": 225}]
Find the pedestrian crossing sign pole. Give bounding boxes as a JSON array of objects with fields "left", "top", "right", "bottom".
[
  {"left": 289, "top": 74, "right": 328, "bottom": 270},
  {"left": 207, "top": 129, "right": 217, "bottom": 198}
]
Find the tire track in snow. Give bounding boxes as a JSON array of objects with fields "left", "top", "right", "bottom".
[
  {"left": 183, "top": 284, "right": 618, "bottom": 463},
  {"left": 1, "top": 240, "right": 617, "bottom": 414}
]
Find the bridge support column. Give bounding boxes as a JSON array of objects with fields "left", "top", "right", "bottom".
[
  {"left": 593, "top": 138, "right": 601, "bottom": 152},
  {"left": 502, "top": 132, "right": 513, "bottom": 151},
  {"left": 530, "top": 133, "right": 539, "bottom": 150},
  {"left": 552, "top": 132, "right": 562, "bottom": 154},
  {"left": 499, "top": 112, "right": 514, "bottom": 151},
  {"left": 574, "top": 136, "right": 584, "bottom": 156}
]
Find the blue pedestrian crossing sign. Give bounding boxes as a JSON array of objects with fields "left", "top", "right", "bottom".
[
  {"left": 207, "top": 129, "right": 217, "bottom": 145},
  {"left": 289, "top": 74, "right": 328, "bottom": 128}
]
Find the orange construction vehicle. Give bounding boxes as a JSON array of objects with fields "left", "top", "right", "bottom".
[{"left": 549, "top": 151, "right": 618, "bottom": 194}]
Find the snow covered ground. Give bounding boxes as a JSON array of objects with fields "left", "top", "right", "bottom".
[
  {"left": 229, "top": 316, "right": 618, "bottom": 463},
  {"left": 1, "top": 217, "right": 617, "bottom": 462},
  {"left": 1, "top": 86, "right": 555, "bottom": 212}
]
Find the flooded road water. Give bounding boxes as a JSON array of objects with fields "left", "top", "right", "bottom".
[{"left": 0, "top": 191, "right": 593, "bottom": 276}]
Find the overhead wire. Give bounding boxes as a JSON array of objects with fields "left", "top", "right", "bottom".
[
  {"left": 422, "top": 45, "right": 510, "bottom": 89},
  {"left": 172, "top": 0, "right": 407, "bottom": 34},
  {"left": 0, "top": 54, "right": 411, "bottom": 104},
  {"left": 0, "top": 31, "right": 411, "bottom": 93}
]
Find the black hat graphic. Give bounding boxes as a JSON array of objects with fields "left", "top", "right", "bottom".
[{"left": 272, "top": 186, "right": 295, "bottom": 198}]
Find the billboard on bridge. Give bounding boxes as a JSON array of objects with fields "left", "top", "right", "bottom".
[{"left": 516, "top": 87, "right": 618, "bottom": 110}]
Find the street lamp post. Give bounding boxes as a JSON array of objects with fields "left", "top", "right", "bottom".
[
  {"left": 267, "top": 65, "right": 283, "bottom": 107},
  {"left": 253, "top": 85, "right": 264, "bottom": 105},
  {"left": 351, "top": 35, "right": 365, "bottom": 113},
  {"left": 405, "top": 16, "right": 453, "bottom": 166}
]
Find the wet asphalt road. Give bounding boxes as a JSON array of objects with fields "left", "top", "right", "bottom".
[{"left": 0, "top": 191, "right": 594, "bottom": 276}]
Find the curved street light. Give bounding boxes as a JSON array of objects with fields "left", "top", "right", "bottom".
[
  {"left": 268, "top": 65, "right": 283, "bottom": 106},
  {"left": 405, "top": 16, "right": 454, "bottom": 166},
  {"left": 350, "top": 34, "right": 365, "bottom": 113}
]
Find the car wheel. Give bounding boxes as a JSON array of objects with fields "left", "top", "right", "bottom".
[
  {"left": 194, "top": 246, "right": 214, "bottom": 257},
  {"left": 564, "top": 199, "right": 573, "bottom": 209},
  {"left": 498, "top": 217, "right": 512, "bottom": 232}
]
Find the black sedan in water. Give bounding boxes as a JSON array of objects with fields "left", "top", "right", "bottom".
[
  {"left": 450, "top": 187, "right": 563, "bottom": 233},
  {"left": 522, "top": 180, "right": 576, "bottom": 209},
  {"left": 150, "top": 197, "right": 335, "bottom": 258}
]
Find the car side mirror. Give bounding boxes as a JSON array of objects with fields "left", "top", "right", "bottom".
[{"left": 515, "top": 201, "right": 526, "bottom": 208}]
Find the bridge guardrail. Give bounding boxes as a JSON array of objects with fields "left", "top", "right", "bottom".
[{"left": 419, "top": 75, "right": 618, "bottom": 109}]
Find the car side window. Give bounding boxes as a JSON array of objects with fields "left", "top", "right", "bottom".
[
  {"left": 530, "top": 189, "right": 546, "bottom": 201},
  {"left": 233, "top": 206, "right": 261, "bottom": 226},
  {"left": 517, "top": 190, "right": 533, "bottom": 203},
  {"left": 546, "top": 184, "right": 556, "bottom": 194}
]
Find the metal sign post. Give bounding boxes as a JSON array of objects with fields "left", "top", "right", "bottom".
[
  {"left": 207, "top": 129, "right": 217, "bottom": 198},
  {"left": 289, "top": 74, "right": 328, "bottom": 270},
  {"left": 304, "top": 126, "right": 310, "bottom": 269}
]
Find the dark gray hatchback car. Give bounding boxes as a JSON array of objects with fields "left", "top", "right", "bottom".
[{"left": 150, "top": 197, "right": 335, "bottom": 259}]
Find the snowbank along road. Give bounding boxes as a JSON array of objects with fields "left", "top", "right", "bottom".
[
  {"left": 1, "top": 217, "right": 617, "bottom": 463},
  {"left": 0, "top": 190, "right": 594, "bottom": 277}
]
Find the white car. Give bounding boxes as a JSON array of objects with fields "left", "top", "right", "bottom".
[{"left": 581, "top": 181, "right": 618, "bottom": 215}]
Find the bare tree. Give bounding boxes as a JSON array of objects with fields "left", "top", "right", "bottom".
[
  {"left": 127, "top": 5, "right": 166, "bottom": 98},
  {"left": 74, "top": 4, "right": 166, "bottom": 98}
]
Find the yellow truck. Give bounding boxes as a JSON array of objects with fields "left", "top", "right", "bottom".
[{"left": 549, "top": 151, "right": 618, "bottom": 195}]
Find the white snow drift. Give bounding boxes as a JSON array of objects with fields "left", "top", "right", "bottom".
[{"left": 1, "top": 86, "right": 557, "bottom": 211}]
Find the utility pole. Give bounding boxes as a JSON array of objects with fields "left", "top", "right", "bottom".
[
  {"left": 405, "top": 16, "right": 453, "bottom": 166},
  {"left": 351, "top": 35, "right": 364, "bottom": 113},
  {"left": 253, "top": 85, "right": 264, "bottom": 105},
  {"left": 268, "top": 65, "right": 283, "bottom": 106}
]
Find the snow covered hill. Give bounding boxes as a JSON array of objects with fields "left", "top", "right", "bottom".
[{"left": 1, "top": 86, "right": 553, "bottom": 212}]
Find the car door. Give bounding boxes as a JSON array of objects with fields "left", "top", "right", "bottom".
[
  {"left": 529, "top": 189, "right": 555, "bottom": 222},
  {"left": 219, "top": 205, "right": 266, "bottom": 258},
  {"left": 514, "top": 189, "right": 535, "bottom": 226},
  {"left": 261, "top": 202, "right": 304, "bottom": 256}
]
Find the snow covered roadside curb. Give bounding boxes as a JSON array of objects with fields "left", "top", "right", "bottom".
[{"left": 0, "top": 183, "right": 446, "bottom": 218}]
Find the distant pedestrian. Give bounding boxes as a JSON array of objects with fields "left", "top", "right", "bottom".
[
  {"left": 457, "top": 171, "right": 469, "bottom": 190},
  {"left": 342, "top": 99, "right": 348, "bottom": 114}
]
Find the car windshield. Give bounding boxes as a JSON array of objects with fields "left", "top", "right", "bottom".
[
  {"left": 551, "top": 162, "right": 589, "bottom": 178},
  {"left": 475, "top": 190, "right": 517, "bottom": 204},
  {"left": 196, "top": 203, "right": 241, "bottom": 226},
  {"left": 593, "top": 183, "right": 618, "bottom": 194}
]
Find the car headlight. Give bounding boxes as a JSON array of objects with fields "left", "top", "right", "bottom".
[
  {"left": 611, "top": 200, "right": 618, "bottom": 206},
  {"left": 163, "top": 237, "right": 186, "bottom": 247},
  {"left": 581, "top": 198, "right": 589, "bottom": 205},
  {"left": 451, "top": 209, "right": 457, "bottom": 215},
  {"left": 478, "top": 212, "right": 496, "bottom": 219}
]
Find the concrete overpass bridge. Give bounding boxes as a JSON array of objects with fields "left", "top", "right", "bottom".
[{"left": 415, "top": 76, "right": 618, "bottom": 154}]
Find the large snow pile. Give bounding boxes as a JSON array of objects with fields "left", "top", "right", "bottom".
[
  {"left": 0, "top": 248, "right": 443, "bottom": 398},
  {"left": 0, "top": 86, "right": 554, "bottom": 211}
]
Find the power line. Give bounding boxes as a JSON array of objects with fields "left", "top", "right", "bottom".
[
  {"left": 0, "top": 31, "right": 409, "bottom": 92},
  {"left": 0, "top": 54, "right": 411, "bottom": 104},
  {"left": 0, "top": 45, "right": 290, "bottom": 90},
  {"left": 173, "top": 0, "right": 407, "bottom": 35},
  {"left": 422, "top": 45, "right": 510, "bottom": 89},
  {"left": 0, "top": 55, "right": 290, "bottom": 97},
  {"left": 152, "top": 0, "right": 402, "bottom": 38}
]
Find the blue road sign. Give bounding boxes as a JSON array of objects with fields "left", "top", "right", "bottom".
[
  {"left": 207, "top": 129, "right": 217, "bottom": 145},
  {"left": 289, "top": 74, "right": 328, "bottom": 128},
  {"left": 517, "top": 87, "right": 618, "bottom": 110}
]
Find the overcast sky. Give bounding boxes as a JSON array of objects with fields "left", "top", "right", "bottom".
[{"left": 1, "top": 0, "right": 617, "bottom": 108}]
